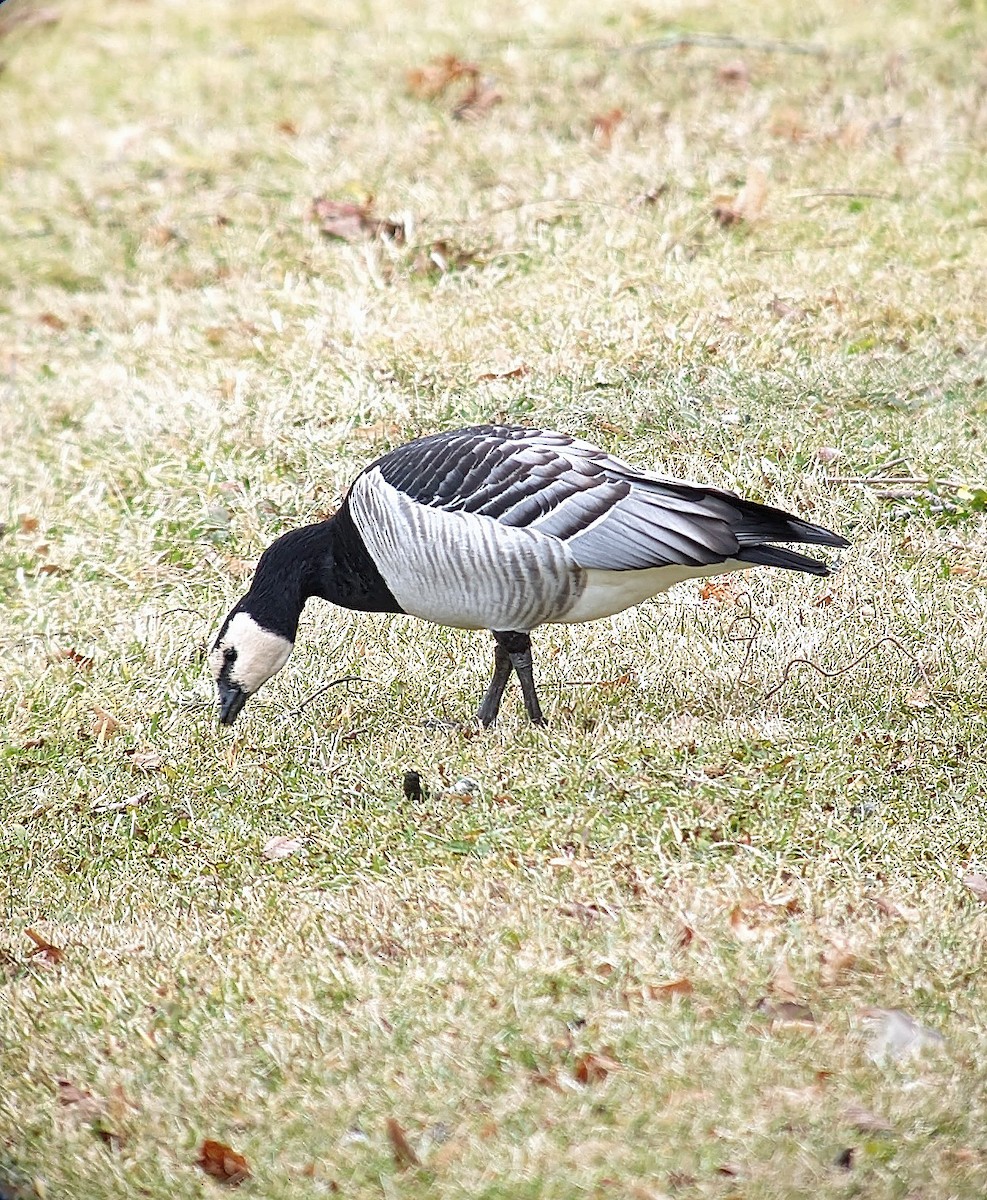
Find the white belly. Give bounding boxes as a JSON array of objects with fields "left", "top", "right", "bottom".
[{"left": 559, "top": 560, "right": 752, "bottom": 624}]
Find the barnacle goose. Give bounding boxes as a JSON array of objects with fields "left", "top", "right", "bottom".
[{"left": 210, "top": 424, "right": 849, "bottom": 727}]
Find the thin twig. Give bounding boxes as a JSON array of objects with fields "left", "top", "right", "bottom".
[
  {"left": 791, "top": 188, "right": 899, "bottom": 201},
  {"left": 825, "top": 476, "right": 973, "bottom": 489},
  {"left": 763, "top": 636, "right": 926, "bottom": 702},
  {"left": 622, "top": 32, "right": 827, "bottom": 58},
  {"left": 289, "top": 675, "right": 377, "bottom": 716},
  {"left": 867, "top": 456, "right": 910, "bottom": 476},
  {"left": 159, "top": 607, "right": 207, "bottom": 621},
  {"left": 726, "top": 593, "right": 761, "bottom": 692}
]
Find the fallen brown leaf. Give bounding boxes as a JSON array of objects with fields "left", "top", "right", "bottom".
[
  {"left": 26, "top": 928, "right": 64, "bottom": 964},
  {"left": 407, "top": 54, "right": 478, "bottom": 99},
  {"left": 529, "top": 1069, "right": 564, "bottom": 1091},
  {"left": 756, "top": 998, "right": 816, "bottom": 1024},
  {"left": 770, "top": 297, "right": 807, "bottom": 322},
  {"left": 385, "top": 1117, "right": 421, "bottom": 1168},
  {"left": 146, "top": 224, "right": 180, "bottom": 247},
  {"left": 962, "top": 873, "right": 987, "bottom": 903},
  {"left": 50, "top": 647, "right": 94, "bottom": 671},
  {"left": 573, "top": 1050, "right": 621, "bottom": 1084},
  {"left": 18, "top": 514, "right": 40, "bottom": 534},
  {"left": 57, "top": 1081, "right": 102, "bottom": 1118},
  {"left": 770, "top": 959, "right": 798, "bottom": 1001},
  {"left": 769, "top": 106, "right": 808, "bottom": 141},
  {"left": 89, "top": 705, "right": 121, "bottom": 739},
  {"left": 713, "top": 163, "right": 769, "bottom": 227},
  {"left": 411, "top": 238, "right": 480, "bottom": 276},
  {"left": 38, "top": 311, "right": 68, "bottom": 331},
  {"left": 123, "top": 750, "right": 165, "bottom": 773},
  {"left": 310, "top": 197, "right": 405, "bottom": 243},
  {"left": 261, "top": 835, "right": 305, "bottom": 860},
  {"left": 476, "top": 361, "right": 529, "bottom": 382},
  {"left": 591, "top": 107, "right": 624, "bottom": 150},
  {"left": 697, "top": 580, "right": 734, "bottom": 602},
  {"left": 646, "top": 978, "right": 693, "bottom": 1000},
  {"left": 196, "top": 1139, "right": 251, "bottom": 1186},
  {"left": 820, "top": 941, "right": 856, "bottom": 987},
  {"left": 842, "top": 1103, "right": 893, "bottom": 1134},
  {"left": 716, "top": 59, "right": 750, "bottom": 86},
  {"left": 452, "top": 76, "right": 502, "bottom": 121},
  {"left": 869, "top": 895, "right": 918, "bottom": 922}
]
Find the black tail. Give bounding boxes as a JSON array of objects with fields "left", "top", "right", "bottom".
[
  {"left": 736, "top": 543, "right": 835, "bottom": 576},
  {"left": 733, "top": 508, "right": 849, "bottom": 577}
]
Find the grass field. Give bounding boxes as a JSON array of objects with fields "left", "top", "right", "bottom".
[{"left": 2, "top": 0, "right": 987, "bottom": 1195}]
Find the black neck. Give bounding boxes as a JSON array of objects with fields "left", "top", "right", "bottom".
[
  {"left": 242, "top": 504, "right": 402, "bottom": 639},
  {"left": 311, "top": 502, "right": 403, "bottom": 614}
]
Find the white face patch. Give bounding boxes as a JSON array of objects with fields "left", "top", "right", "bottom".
[{"left": 209, "top": 611, "right": 294, "bottom": 695}]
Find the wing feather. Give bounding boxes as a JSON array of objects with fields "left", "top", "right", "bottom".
[{"left": 369, "top": 424, "right": 845, "bottom": 574}]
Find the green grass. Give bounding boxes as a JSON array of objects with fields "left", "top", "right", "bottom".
[{"left": 2, "top": 0, "right": 987, "bottom": 1195}]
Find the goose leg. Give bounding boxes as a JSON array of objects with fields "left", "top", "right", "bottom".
[
  {"left": 476, "top": 640, "right": 514, "bottom": 728},
  {"left": 490, "top": 630, "right": 545, "bottom": 726}
]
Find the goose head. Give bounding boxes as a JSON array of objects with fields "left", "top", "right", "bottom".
[{"left": 209, "top": 609, "right": 294, "bottom": 725}]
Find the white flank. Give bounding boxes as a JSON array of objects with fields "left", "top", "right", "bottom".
[
  {"left": 349, "top": 468, "right": 579, "bottom": 631},
  {"left": 561, "top": 559, "right": 752, "bottom": 624},
  {"left": 210, "top": 612, "right": 293, "bottom": 694}
]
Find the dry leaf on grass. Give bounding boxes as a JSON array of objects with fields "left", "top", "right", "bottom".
[
  {"left": 310, "top": 197, "right": 405, "bottom": 243},
  {"left": 962, "top": 873, "right": 987, "bottom": 902},
  {"left": 261, "top": 835, "right": 305, "bottom": 860},
  {"left": 385, "top": 1118, "right": 420, "bottom": 1168},
  {"left": 452, "top": 77, "right": 502, "bottom": 121},
  {"left": 770, "top": 106, "right": 808, "bottom": 141},
  {"left": 18, "top": 514, "right": 40, "bottom": 534},
  {"left": 50, "top": 647, "right": 94, "bottom": 670},
  {"left": 868, "top": 895, "right": 918, "bottom": 922},
  {"left": 756, "top": 998, "right": 816, "bottom": 1024},
  {"left": 770, "top": 958, "right": 799, "bottom": 1001},
  {"left": 529, "top": 1069, "right": 564, "bottom": 1092},
  {"left": 820, "top": 942, "right": 856, "bottom": 987},
  {"left": 26, "top": 928, "right": 64, "bottom": 964},
  {"left": 410, "top": 239, "right": 481, "bottom": 276},
  {"left": 630, "top": 978, "right": 693, "bottom": 1003},
  {"left": 591, "top": 108, "right": 624, "bottom": 150},
  {"left": 717, "top": 59, "right": 750, "bottom": 86},
  {"left": 88, "top": 706, "right": 121, "bottom": 739},
  {"left": 57, "top": 1081, "right": 103, "bottom": 1120},
  {"left": 476, "top": 361, "right": 529, "bottom": 382},
  {"left": 196, "top": 1140, "right": 250, "bottom": 1186},
  {"left": 407, "top": 54, "right": 478, "bottom": 99},
  {"left": 697, "top": 580, "right": 735, "bottom": 603},
  {"left": 573, "top": 1050, "right": 621, "bottom": 1084},
  {"left": 713, "top": 163, "right": 769, "bottom": 226},
  {"left": 123, "top": 749, "right": 165, "bottom": 772},
  {"left": 843, "top": 1103, "right": 893, "bottom": 1134}
]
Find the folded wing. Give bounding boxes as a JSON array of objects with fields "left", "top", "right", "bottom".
[{"left": 373, "top": 424, "right": 848, "bottom": 575}]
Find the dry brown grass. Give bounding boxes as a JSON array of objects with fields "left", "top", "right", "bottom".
[{"left": 2, "top": 0, "right": 987, "bottom": 1196}]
